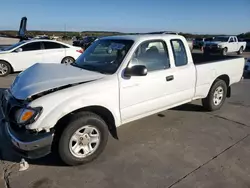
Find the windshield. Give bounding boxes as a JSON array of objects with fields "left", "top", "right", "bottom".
[
  {"left": 73, "top": 39, "right": 134, "bottom": 74},
  {"left": 205, "top": 38, "right": 213, "bottom": 41},
  {"left": 1, "top": 41, "right": 25, "bottom": 51},
  {"left": 213, "top": 37, "right": 229, "bottom": 42}
]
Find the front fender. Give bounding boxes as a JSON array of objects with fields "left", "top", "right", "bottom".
[{"left": 26, "top": 81, "right": 121, "bottom": 130}]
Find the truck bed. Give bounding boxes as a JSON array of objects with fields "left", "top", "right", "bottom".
[{"left": 192, "top": 52, "right": 242, "bottom": 65}]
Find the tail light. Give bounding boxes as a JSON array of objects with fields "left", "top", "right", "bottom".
[{"left": 76, "top": 49, "right": 84, "bottom": 53}]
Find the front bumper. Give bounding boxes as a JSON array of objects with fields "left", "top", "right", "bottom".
[
  {"left": 204, "top": 46, "right": 222, "bottom": 53},
  {"left": 0, "top": 102, "right": 54, "bottom": 159},
  {"left": 1, "top": 120, "right": 54, "bottom": 159}
]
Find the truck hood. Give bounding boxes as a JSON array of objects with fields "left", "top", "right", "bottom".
[{"left": 10, "top": 63, "right": 105, "bottom": 100}]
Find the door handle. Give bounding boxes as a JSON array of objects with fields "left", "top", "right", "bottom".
[{"left": 166, "top": 75, "right": 174, "bottom": 82}]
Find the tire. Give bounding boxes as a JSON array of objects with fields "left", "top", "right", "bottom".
[
  {"left": 58, "top": 112, "right": 109, "bottom": 166},
  {"left": 61, "top": 57, "right": 75, "bottom": 65},
  {"left": 0, "top": 61, "right": 11, "bottom": 77},
  {"left": 222, "top": 48, "right": 227, "bottom": 56},
  {"left": 237, "top": 47, "right": 243, "bottom": 55},
  {"left": 202, "top": 79, "right": 227, "bottom": 111}
]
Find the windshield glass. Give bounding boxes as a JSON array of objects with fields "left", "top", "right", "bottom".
[
  {"left": 213, "top": 37, "right": 229, "bottom": 42},
  {"left": 1, "top": 41, "right": 25, "bottom": 51},
  {"left": 73, "top": 39, "right": 134, "bottom": 74}
]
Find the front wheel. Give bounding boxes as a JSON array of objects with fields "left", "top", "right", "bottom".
[
  {"left": 202, "top": 79, "right": 227, "bottom": 111},
  {"left": 58, "top": 112, "right": 109, "bottom": 166},
  {"left": 222, "top": 48, "right": 228, "bottom": 56},
  {"left": 0, "top": 61, "right": 11, "bottom": 77}
]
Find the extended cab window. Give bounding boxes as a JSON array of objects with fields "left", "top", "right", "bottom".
[
  {"left": 21, "top": 42, "right": 42, "bottom": 51},
  {"left": 129, "top": 40, "right": 170, "bottom": 72},
  {"left": 170, "top": 39, "right": 187, "bottom": 67},
  {"left": 43, "top": 42, "right": 63, "bottom": 49}
]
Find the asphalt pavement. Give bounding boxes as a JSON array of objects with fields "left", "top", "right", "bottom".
[{"left": 0, "top": 55, "right": 250, "bottom": 188}]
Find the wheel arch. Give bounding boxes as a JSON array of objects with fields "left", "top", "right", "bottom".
[
  {"left": 212, "top": 74, "right": 230, "bottom": 97},
  {"left": 0, "top": 59, "right": 14, "bottom": 72},
  {"left": 54, "top": 105, "right": 118, "bottom": 140}
]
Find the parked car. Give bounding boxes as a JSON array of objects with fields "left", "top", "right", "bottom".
[
  {"left": 193, "top": 38, "right": 205, "bottom": 48},
  {"left": 193, "top": 37, "right": 214, "bottom": 49},
  {"left": 204, "top": 36, "right": 246, "bottom": 56},
  {"left": 244, "top": 58, "right": 250, "bottom": 74},
  {"left": 73, "top": 36, "right": 98, "bottom": 50},
  {"left": 0, "top": 39, "right": 83, "bottom": 76},
  {"left": 1, "top": 34, "right": 245, "bottom": 166}
]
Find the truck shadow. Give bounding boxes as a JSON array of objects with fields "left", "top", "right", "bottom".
[{"left": 170, "top": 103, "right": 206, "bottom": 112}]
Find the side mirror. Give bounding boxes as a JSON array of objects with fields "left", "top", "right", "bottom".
[
  {"left": 124, "top": 65, "right": 147, "bottom": 77},
  {"left": 14, "top": 48, "right": 23, "bottom": 53}
]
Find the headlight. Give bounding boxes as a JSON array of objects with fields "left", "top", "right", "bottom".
[
  {"left": 15, "top": 107, "right": 42, "bottom": 124},
  {"left": 218, "top": 45, "right": 222, "bottom": 48}
]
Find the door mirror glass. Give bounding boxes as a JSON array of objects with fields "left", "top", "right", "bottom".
[
  {"left": 124, "top": 65, "right": 147, "bottom": 77},
  {"left": 14, "top": 48, "right": 23, "bottom": 52}
]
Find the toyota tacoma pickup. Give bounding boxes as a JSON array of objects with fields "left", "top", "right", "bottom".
[
  {"left": 1, "top": 34, "right": 245, "bottom": 166},
  {"left": 204, "top": 36, "right": 246, "bottom": 56}
]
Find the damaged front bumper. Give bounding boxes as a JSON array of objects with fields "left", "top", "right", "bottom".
[
  {"left": 1, "top": 119, "right": 54, "bottom": 159},
  {"left": 0, "top": 98, "right": 54, "bottom": 159},
  {"left": 0, "top": 89, "right": 54, "bottom": 159}
]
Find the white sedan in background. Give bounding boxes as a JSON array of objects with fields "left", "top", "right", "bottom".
[{"left": 0, "top": 39, "right": 83, "bottom": 76}]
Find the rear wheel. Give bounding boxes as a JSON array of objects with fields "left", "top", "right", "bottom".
[
  {"left": 237, "top": 47, "right": 243, "bottom": 55},
  {"left": 0, "top": 61, "right": 11, "bottom": 77},
  {"left": 58, "top": 112, "right": 109, "bottom": 166},
  {"left": 202, "top": 79, "right": 227, "bottom": 111},
  {"left": 61, "top": 57, "right": 75, "bottom": 65}
]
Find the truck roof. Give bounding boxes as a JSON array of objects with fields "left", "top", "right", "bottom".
[{"left": 100, "top": 34, "right": 184, "bottom": 42}]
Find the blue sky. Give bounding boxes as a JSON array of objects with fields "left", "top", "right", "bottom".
[{"left": 0, "top": 0, "right": 249, "bottom": 34}]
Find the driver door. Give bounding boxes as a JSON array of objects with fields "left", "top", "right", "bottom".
[{"left": 119, "top": 40, "right": 175, "bottom": 122}]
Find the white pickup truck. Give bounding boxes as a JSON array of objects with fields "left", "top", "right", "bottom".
[
  {"left": 1, "top": 34, "right": 245, "bottom": 166},
  {"left": 204, "top": 36, "right": 246, "bottom": 56}
]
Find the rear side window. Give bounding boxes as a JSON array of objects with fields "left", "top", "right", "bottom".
[
  {"left": 21, "top": 42, "right": 42, "bottom": 51},
  {"left": 170, "top": 39, "right": 188, "bottom": 66},
  {"left": 43, "top": 42, "right": 63, "bottom": 49},
  {"left": 61, "top": 44, "right": 69, "bottom": 48}
]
